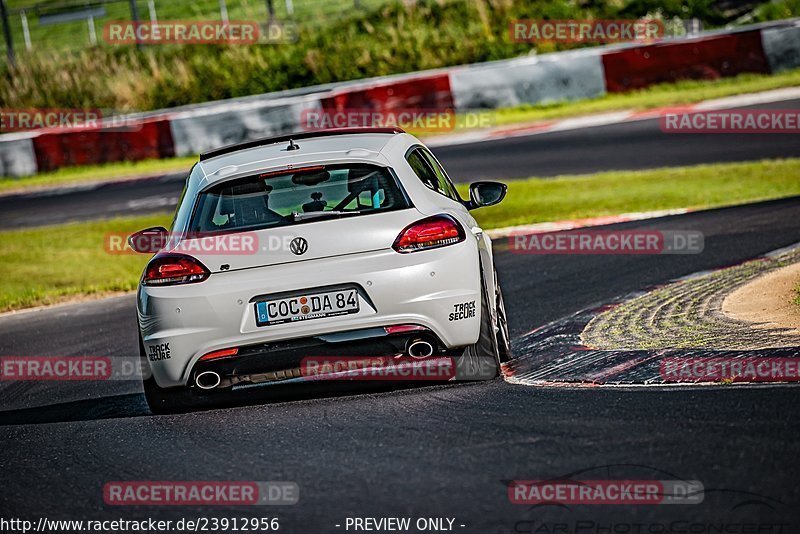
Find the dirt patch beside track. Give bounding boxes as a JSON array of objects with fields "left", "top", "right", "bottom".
[{"left": 723, "top": 261, "right": 800, "bottom": 337}]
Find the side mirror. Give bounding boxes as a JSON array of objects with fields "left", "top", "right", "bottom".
[
  {"left": 128, "top": 226, "right": 169, "bottom": 254},
  {"left": 467, "top": 181, "right": 507, "bottom": 210}
]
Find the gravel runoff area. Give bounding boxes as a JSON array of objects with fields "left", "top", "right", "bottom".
[{"left": 581, "top": 245, "right": 800, "bottom": 351}]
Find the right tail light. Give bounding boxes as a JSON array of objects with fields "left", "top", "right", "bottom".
[{"left": 392, "top": 214, "right": 466, "bottom": 253}]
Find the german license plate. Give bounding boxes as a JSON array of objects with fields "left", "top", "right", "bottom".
[{"left": 255, "top": 288, "right": 359, "bottom": 326}]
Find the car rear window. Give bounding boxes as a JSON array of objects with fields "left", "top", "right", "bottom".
[{"left": 188, "top": 164, "right": 410, "bottom": 232}]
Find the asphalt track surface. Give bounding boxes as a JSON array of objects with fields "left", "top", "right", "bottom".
[
  {"left": 3, "top": 98, "right": 800, "bottom": 229},
  {"left": 2, "top": 196, "right": 800, "bottom": 531}
]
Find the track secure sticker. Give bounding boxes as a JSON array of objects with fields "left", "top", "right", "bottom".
[
  {"left": 148, "top": 343, "right": 171, "bottom": 361},
  {"left": 449, "top": 301, "right": 476, "bottom": 321}
]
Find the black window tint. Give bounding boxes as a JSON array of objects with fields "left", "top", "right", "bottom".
[
  {"left": 419, "top": 148, "right": 460, "bottom": 201},
  {"left": 406, "top": 149, "right": 439, "bottom": 192},
  {"left": 188, "top": 164, "right": 409, "bottom": 233}
]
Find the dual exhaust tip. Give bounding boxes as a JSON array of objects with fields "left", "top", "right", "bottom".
[
  {"left": 194, "top": 338, "right": 436, "bottom": 389},
  {"left": 195, "top": 370, "right": 221, "bottom": 390},
  {"left": 406, "top": 338, "right": 434, "bottom": 358}
]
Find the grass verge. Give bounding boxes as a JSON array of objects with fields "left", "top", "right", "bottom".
[
  {"left": 0, "top": 215, "right": 169, "bottom": 312},
  {"left": 0, "top": 156, "right": 199, "bottom": 195},
  {"left": 460, "top": 158, "right": 800, "bottom": 229},
  {"left": 2, "top": 158, "right": 799, "bottom": 313}
]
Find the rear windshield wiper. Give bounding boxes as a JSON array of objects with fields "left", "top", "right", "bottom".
[{"left": 291, "top": 210, "right": 362, "bottom": 221}]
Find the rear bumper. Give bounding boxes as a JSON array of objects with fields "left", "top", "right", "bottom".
[
  {"left": 138, "top": 242, "right": 481, "bottom": 388},
  {"left": 191, "top": 324, "right": 453, "bottom": 390}
]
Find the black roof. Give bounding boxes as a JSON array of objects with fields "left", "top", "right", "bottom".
[{"left": 199, "top": 127, "right": 406, "bottom": 162}]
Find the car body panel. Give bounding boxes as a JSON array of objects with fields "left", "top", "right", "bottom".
[
  {"left": 174, "top": 208, "right": 425, "bottom": 273},
  {"left": 137, "top": 130, "right": 497, "bottom": 388},
  {"left": 138, "top": 240, "right": 481, "bottom": 387}
]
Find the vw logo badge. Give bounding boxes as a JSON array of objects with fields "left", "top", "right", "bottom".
[{"left": 290, "top": 237, "right": 308, "bottom": 255}]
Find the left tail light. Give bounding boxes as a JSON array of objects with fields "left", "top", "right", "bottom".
[
  {"left": 392, "top": 214, "right": 466, "bottom": 253},
  {"left": 142, "top": 254, "right": 210, "bottom": 286}
]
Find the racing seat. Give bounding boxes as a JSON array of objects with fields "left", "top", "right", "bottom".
[
  {"left": 219, "top": 181, "right": 284, "bottom": 226},
  {"left": 302, "top": 192, "right": 328, "bottom": 212}
]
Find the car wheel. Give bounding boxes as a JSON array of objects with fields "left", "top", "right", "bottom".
[
  {"left": 494, "top": 268, "right": 512, "bottom": 364},
  {"left": 456, "top": 269, "right": 501, "bottom": 380},
  {"left": 139, "top": 335, "right": 196, "bottom": 414}
]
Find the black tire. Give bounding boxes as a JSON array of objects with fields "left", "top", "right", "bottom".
[
  {"left": 139, "top": 335, "right": 197, "bottom": 414},
  {"left": 494, "top": 268, "right": 512, "bottom": 364},
  {"left": 456, "top": 269, "right": 501, "bottom": 380}
]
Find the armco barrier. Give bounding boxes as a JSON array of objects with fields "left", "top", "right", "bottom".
[
  {"left": 449, "top": 49, "right": 606, "bottom": 109},
  {"left": 761, "top": 25, "right": 800, "bottom": 72},
  {"left": 602, "top": 30, "right": 771, "bottom": 92},
  {"left": 169, "top": 73, "right": 454, "bottom": 159},
  {"left": 320, "top": 73, "right": 454, "bottom": 112},
  {"left": 0, "top": 136, "right": 37, "bottom": 177},
  {"left": 0, "top": 19, "right": 797, "bottom": 177},
  {"left": 30, "top": 118, "right": 174, "bottom": 172},
  {"left": 169, "top": 96, "right": 322, "bottom": 157}
]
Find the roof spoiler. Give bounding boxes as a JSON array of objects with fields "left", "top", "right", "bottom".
[{"left": 199, "top": 127, "right": 406, "bottom": 162}]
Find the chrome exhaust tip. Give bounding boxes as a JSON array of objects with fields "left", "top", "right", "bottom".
[
  {"left": 407, "top": 339, "right": 434, "bottom": 358},
  {"left": 195, "top": 371, "right": 221, "bottom": 390}
]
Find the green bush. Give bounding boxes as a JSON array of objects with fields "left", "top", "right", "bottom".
[{"left": 0, "top": 0, "right": 794, "bottom": 111}]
